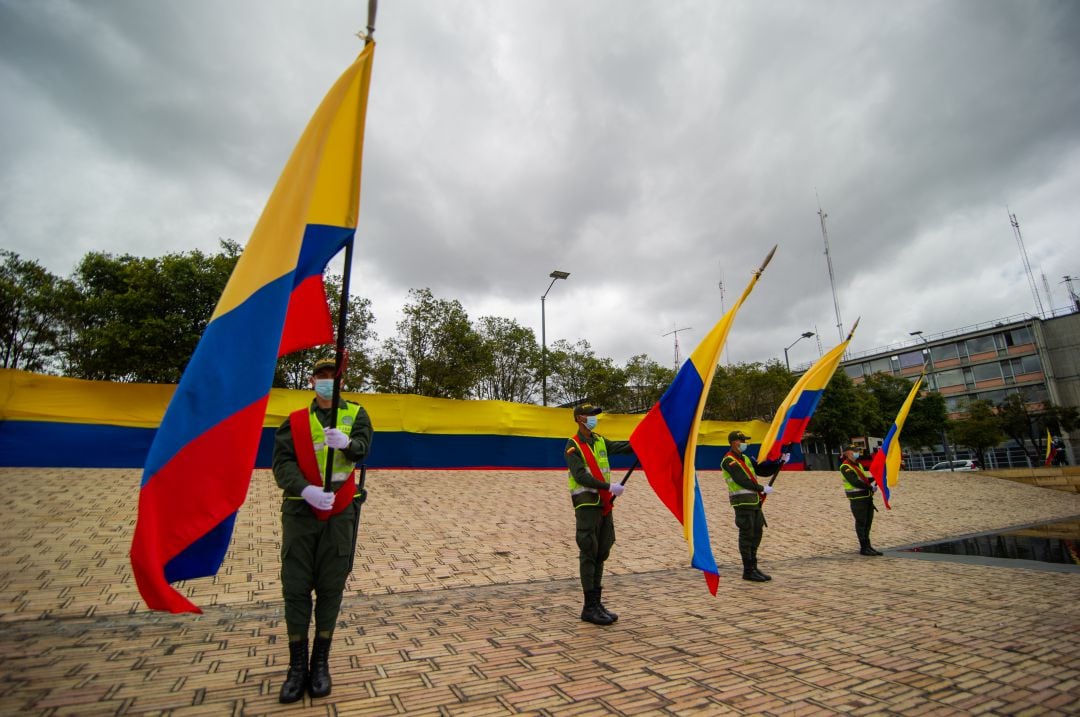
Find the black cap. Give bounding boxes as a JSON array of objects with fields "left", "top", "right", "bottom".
[
  {"left": 728, "top": 430, "right": 751, "bottom": 443},
  {"left": 312, "top": 357, "right": 337, "bottom": 375},
  {"left": 573, "top": 403, "right": 603, "bottom": 417},
  {"left": 843, "top": 443, "right": 859, "bottom": 453}
]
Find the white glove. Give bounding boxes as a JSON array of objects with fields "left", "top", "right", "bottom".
[
  {"left": 301, "top": 485, "right": 335, "bottom": 511},
  {"left": 763, "top": 485, "right": 774, "bottom": 495},
  {"left": 869, "top": 483, "right": 877, "bottom": 493},
  {"left": 609, "top": 483, "right": 626, "bottom": 497},
  {"left": 324, "top": 428, "right": 350, "bottom": 450},
  {"left": 780, "top": 453, "right": 791, "bottom": 464}
]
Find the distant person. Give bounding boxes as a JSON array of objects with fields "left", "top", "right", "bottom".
[
  {"left": 721, "top": 431, "right": 787, "bottom": 582},
  {"left": 1053, "top": 438, "right": 1068, "bottom": 466},
  {"left": 564, "top": 404, "right": 636, "bottom": 625},
  {"left": 839, "top": 444, "right": 882, "bottom": 556},
  {"left": 272, "top": 357, "right": 373, "bottom": 703}
]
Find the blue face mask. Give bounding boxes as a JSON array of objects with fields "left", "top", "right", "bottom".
[
  {"left": 584, "top": 415, "right": 598, "bottom": 430},
  {"left": 314, "top": 378, "right": 334, "bottom": 400}
]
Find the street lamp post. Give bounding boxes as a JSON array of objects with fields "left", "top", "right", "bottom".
[
  {"left": 784, "top": 331, "right": 815, "bottom": 370},
  {"left": 541, "top": 270, "right": 570, "bottom": 406},
  {"left": 910, "top": 330, "right": 954, "bottom": 471}
]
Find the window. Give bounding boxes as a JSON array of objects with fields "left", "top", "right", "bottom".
[
  {"left": 935, "top": 368, "right": 965, "bottom": 388},
  {"left": 844, "top": 363, "right": 865, "bottom": 379},
  {"left": 898, "top": 350, "right": 925, "bottom": 369},
  {"left": 945, "top": 395, "right": 970, "bottom": 412},
  {"left": 868, "top": 357, "right": 893, "bottom": 375},
  {"left": 931, "top": 343, "right": 959, "bottom": 362},
  {"left": 1005, "top": 326, "right": 1034, "bottom": 346},
  {"left": 978, "top": 389, "right": 1008, "bottom": 405},
  {"left": 972, "top": 363, "right": 1002, "bottom": 382},
  {"left": 965, "top": 335, "right": 997, "bottom": 355},
  {"left": 1019, "top": 355, "right": 1041, "bottom": 374},
  {"left": 1021, "top": 385, "right": 1048, "bottom": 403}
]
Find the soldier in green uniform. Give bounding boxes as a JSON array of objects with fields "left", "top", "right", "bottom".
[
  {"left": 721, "top": 430, "right": 787, "bottom": 582},
  {"left": 272, "top": 357, "right": 373, "bottom": 703},
  {"left": 839, "top": 444, "right": 882, "bottom": 556},
  {"left": 564, "top": 404, "right": 635, "bottom": 625}
]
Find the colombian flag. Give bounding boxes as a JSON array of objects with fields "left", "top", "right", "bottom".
[
  {"left": 130, "top": 44, "right": 376, "bottom": 613},
  {"left": 869, "top": 373, "right": 923, "bottom": 509},
  {"left": 1045, "top": 428, "right": 1057, "bottom": 466},
  {"left": 630, "top": 248, "right": 774, "bottom": 595},
  {"left": 757, "top": 319, "right": 859, "bottom": 467}
]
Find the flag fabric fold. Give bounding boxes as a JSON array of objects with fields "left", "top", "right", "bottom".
[
  {"left": 757, "top": 319, "right": 859, "bottom": 466},
  {"left": 130, "top": 44, "right": 376, "bottom": 613},
  {"left": 868, "top": 374, "right": 923, "bottom": 509},
  {"left": 1045, "top": 428, "right": 1056, "bottom": 466},
  {"left": 630, "top": 248, "right": 774, "bottom": 595}
]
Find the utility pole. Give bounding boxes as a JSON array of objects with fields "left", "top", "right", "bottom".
[
  {"left": 662, "top": 326, "right": 692, "bottom": 372},
  {"left": 1063, "top": 275, "right": 1080, "bottom": 312}
]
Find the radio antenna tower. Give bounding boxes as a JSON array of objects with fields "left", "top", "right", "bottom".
[
  {"left": 662, "top": 325, "right": 692, "bottom": 372},
  {"left": 718, "top": 268, "right": 730, "bottom": 365},
  {"left": 817, "top": 193, "right": 845, "bottom": 342},
  {"left": 1063, "top": 275, "right": 1080, "bottom": 312},
  {"left": 1008, "top": 210, "right": 1045, "bottom": 318},
  {"left": 1040, "top": 271, "right": 1054, "bottom": 317}
]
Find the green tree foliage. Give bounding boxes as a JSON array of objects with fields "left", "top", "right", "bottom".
[
  {"left": 618, "top": 354, "right": 675, "bottom": 413},
  {"left": 998, "top": 393, "right": 1079, "bottom": 462},
  {"left": 546, "top": 339, "right": 627, "bottom": 409},
  {"left": 948, "top": 400, "right": 1004, "bottom": 462},
  {"left": 0, "top": 250, "right": 67, "bottom": 373},
  {"left": 61, "top": 242, "right": 241, "bottom": 382},
  {"left": 370, "top": 288, "right": 483, "bottom": 399},
  {"left": 860, "top": 372, "right": 945, "bottom": 449},
  {"left": 809, "top": 372, "right": 871, "bottom": 459},
  {"left": 273, "top": 274, "right": 376, "bottom": 391},
  {"left": 705, "top": 360, "right": 795, "bottom": 421},
  {"left": 471, "top": 316, "right": 541, "bottom": 403}
]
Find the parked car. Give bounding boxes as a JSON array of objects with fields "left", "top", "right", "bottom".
[{"left": 930, "top": 459, "right": 980, "bottom": 472}]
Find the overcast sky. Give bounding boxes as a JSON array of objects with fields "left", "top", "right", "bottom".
[{"left": 2, "top": 0, "right": 1078, "bottom": 374}]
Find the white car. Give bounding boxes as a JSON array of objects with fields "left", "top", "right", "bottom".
[{"left": 930, "top": 460, "right": 979, "bottom": 471}]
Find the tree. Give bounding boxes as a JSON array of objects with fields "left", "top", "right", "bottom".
[
  {"left": 546, "top": 339, "right": 626, "bottom": 409},
  {"left": 370, "top": 288, "right": 483, "bottom": 399},
  {"left": 618, "top": 354, "right": 675, "bottom": 413},
  {"left": 861, "top": 372, "right": 945, "bottom": 450},
  {"left": 61, "top": 241, "right": 241, "bottom": 382},
  {"left": 949, "top": 400, "right": 1004, "bottom": 464},
  {"left": 274, "top": 274, "right": 376, "bottom": 391},
  {"left": 998, "top": 394, "right": 1079, "bottom": 463},
  {"left": 0, "top": 250, "right": 67, "bottom": 373},
  {"left": 808, "top": 372, "right": 871, "bottom": 467},
  {"left": 471, "top": 316, "right": 541, "bottom": 403},
  {"left": 705, "top": 361, "right": 796, "bottom": 421}
]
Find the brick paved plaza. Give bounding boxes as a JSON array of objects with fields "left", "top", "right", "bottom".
[{"left": 1, "top": 467, "right": 1078, "bottom": 716}]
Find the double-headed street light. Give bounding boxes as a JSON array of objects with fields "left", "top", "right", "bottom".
[
  {"left": 910, "top": 330, "right": 954, "bottom": 471},
  {"left": 784, "top": 331, "right": 815, "bottom": 370},
  {"left": 541, "top": 270, "right": 570, "bottom": 406}
]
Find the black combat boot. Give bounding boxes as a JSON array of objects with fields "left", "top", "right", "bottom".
[
  {"left": 580, "top": 589, "right": 614, "bottom": 625},
  {"left": 596, "top": 586, "right": 618, "bottom": 622},
  {"left": 308, "top": 636, "right": 333, "bottom": 698},
  {"left": 278, "top": 639, "right": 309, "bottom": 704},
  {"left": 742, "top": 560, "right": 768, "bottom": 582},
  {"left": 750, "top": 560, "right": 772, "bottom": 581},
  {"left": 860, "top": 544, "right": 883, "bottom": 556}
]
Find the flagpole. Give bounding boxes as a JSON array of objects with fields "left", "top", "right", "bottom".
[{"left": 324, "top": 2, "right": 378, "bottom": 491}]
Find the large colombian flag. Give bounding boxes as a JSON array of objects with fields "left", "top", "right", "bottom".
[
  {"left": 130, "top": 43, "right": 376, "bottom": 613},
  {"left": 630, "top": 247, "right": 775, "bottom": 595},
  {"left": 869, "top": 373, "right": 923, "bottom": 509},
  {"left": 757, "top": 319, "right": 859, "bottom": 467}
]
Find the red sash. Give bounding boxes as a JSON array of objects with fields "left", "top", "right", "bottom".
[
  {"left": 289, "top": 408, "right": 356, "bottom": 521},
  {"left": 728, "top": 452, "right": 764, "bottom": 504},
  {"left": 571, "top": 435, "right": 614, "bottom": 516}
]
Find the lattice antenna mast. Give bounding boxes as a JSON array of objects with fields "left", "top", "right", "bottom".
[
  {"left": 1009, "top": 210, "right": 1045, "bottom": 318},
  {"left": 1063, "top": 275, "right": 1080, "bottom": 312},
  {"left": 718, "top": 268, "right": 731, "bottom": 365},
  {"left": 817, "top": 194, "right": 845, "bottom": 342},
  {"left": 662, "top": 326, "right": 692, "bottom": 372},
  {"left": 1041, "top": 271, "right": 1054, "bottom": 317}
]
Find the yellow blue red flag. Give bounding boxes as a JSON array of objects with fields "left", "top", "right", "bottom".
[
  {"left": 130, "top": 44, "right": 377, "bottom": 613},
  {"left": 630, "top": 247, "right": 774, "bottom": 595},
  {"left": 869, "top": 373, "right": 923, "bottom": 509},
  {"left": 757, "top": 319, "right": 859, "bottom": 467}
]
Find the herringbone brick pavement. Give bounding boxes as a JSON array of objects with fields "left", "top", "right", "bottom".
[{"left": 0, "top": 467, "right": 1078, "bottom": 715}]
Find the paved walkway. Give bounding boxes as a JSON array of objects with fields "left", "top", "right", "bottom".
[{"left": 1, "top": 468, "right": 1079, "bottom": 716}]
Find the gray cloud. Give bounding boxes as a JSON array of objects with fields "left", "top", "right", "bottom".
[{"left": 2, "top": 0, "right": 1078, "bottom": 375}]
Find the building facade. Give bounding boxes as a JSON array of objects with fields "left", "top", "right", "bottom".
[{"left": 833, "top": 310, "right": 1080, "bottom": 468}]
